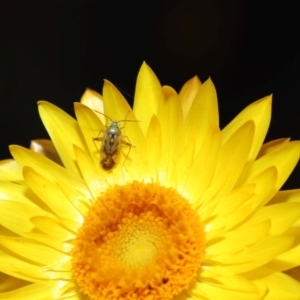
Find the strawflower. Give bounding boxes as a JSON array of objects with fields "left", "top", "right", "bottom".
[{"left": 0, "top": 62, "right": 300, "bottom": 300}]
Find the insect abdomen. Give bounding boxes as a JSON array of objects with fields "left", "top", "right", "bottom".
[{"left": 101, "top": 155, "right": 115, "bottom": 170}]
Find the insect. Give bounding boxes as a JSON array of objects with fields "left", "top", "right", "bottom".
[{"left": 90, "top": 109, "right": 138, "bottom": 170}]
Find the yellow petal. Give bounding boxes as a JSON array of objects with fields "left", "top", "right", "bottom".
[
  {"left": 56, "top": 177, "right": 92, "bottom": 217},
  {"left": 0, "top": 200, "right": 47, "bottom": 236},
  {"left": 200, "top": 269, "right": 259, "bottom": 293},
  {"left": 211, "top": 236, "right": 294, "bottom": 274},
  {"left": 268, "top": 189, "right": 300, "bottom": 205},
  {"left": 0, "top": 181, "right": 42, "bottom": 206},
  {"left": 0, "top": 159, "right": 23, "bottom": 183},
  {"left": 257, "top": 138, "right": 290, "bottom": 159},
  {"left": 73, "top": 144, "right": 112, "bottom": 197},
  {"left": 211, "top": 121, "right": 254, "bottom": 196},
  {"left": 30, "top": 216, "right": 76, "bottom": 241},
  {"left": 206, "top": 220, "right": 270, "bottom": 255},
  {"left": 80, "top": 88, "right": 104, "bottom": 120},
  {"left": 0, "top": 249, "right": 52, "bottom": 281},
  {"left": 184, "top": 123, "right": 221, "bottom": 202},
  {"left": 222, "top": 95, "right": 272, "bottom": 162},
  {"left": 179, "top": 76, "right": 202, "bottom": 119},
  {"left": 184, "top": 78, "right": 219, "bottom": 153},
  {"left": 187, "top": 278, "right": 265, "bottom": 300},
  {"left": 23, "top": 166, "right": 83, "bottom": 223},
  {"left": 285, "top": 266, "right": 300, "bottom": 281},
  {"left": 133, "top": 62, "right": 162, "bottom": 134},
  {"left": 0, "top": 273, "right": 29, "bottom": 293},
  {"left": 173, "top": 291, "right": 195, "bottom": 300},
  {"left": 252, "top": 269, "right": 300, "bottom": 300},
  {"left": 30, "top": 139, "right": 63, "bottom": 165},
  {"left": 136, "top": 115, "right": 162, "bottom": 181},
  {"left": 9, "top": 145, "right": 90, "bottom": 201},
  {"left": 0, "top": 280, "right": 67, "bottom": 300},
  {"left": 38, "top": 101, "right": 87, "bottom": 174},
  {"left": 0, "top": 236, "right": 66, "bottom": 266},
  {"left": 24, "top": 232, "right": 73, "bottom": 253},
  {"left": 102, "top": 79, "right": 133, "bottom": 121},
  {"left": 267, "top": 238, "right": 300, "bottom": 272},
  {"left": 157, "top": 87, "right": 184, "bottom": 160},
  {"left": 222, "top": 167, "right": 277, "bottom": 231},
  {"left": 209, "top": 184, "right": 255, "bottom": 218},
  {"left": 161, "top": 85, "right": 177, "bottom": 99},
  {"left": 236, "top": 141, "right": 300, "bottom": 192},
  {"left": 158, "top": 153, "right": 177, "bottom": 188},
  {"left": 175, "top": 136, "right": 195, "bottom": 195},
  {"left": 243, "top": 202, "right": 300, "bottom": 235},
  {"left": 74, "top": 101, "right": 105, "bottom": 167}
]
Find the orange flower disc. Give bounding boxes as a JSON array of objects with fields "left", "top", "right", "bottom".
[{"left": 72, "top": 181, "right": 205, "bottom": 299}]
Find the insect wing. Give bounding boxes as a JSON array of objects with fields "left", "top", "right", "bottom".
[{"left": 102, "top": 124, "right": 121, "bottom": 156}]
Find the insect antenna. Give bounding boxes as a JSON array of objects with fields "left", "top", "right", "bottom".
[
  {"left": 85, "top": 107, "right": 113, "bottom": 123},
  {"left": 117, "top": 119, "right": 140, "bottom": 124},
  {"left": 116, "top": 86, "right": 134, "bottom": 102},
  {"left": 82, "top": 105, "right": 140, "bottom": 124}
]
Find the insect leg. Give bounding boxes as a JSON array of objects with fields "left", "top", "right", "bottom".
[
  {"left": 92, "top": 129, "right": 105, "bottom": 159},
  {"left": 121, "top": 135, "right": 134, "bottom": 166},
  {"left": 93, "top": 129, "right": 104, "bottom": 144}
]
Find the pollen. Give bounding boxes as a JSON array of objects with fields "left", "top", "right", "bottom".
[{"left": 72, "top": 182, "right": 205, "bottom": 300}]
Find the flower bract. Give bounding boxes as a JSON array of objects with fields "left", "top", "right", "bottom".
[{"left": 0, "top": 63, "right": 300, "bottom": 299}]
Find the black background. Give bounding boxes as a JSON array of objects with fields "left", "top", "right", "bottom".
[{"left": 1, "top": 0, "right": 300, "bottom": 189}]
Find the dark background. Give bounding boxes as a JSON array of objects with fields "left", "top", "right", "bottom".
[{"left": 1, "top": 0, "right": 300, "bottom": 189}]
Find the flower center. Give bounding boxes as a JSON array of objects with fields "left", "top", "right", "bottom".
[{"left": 72, "top": 182, "right": 205, "bottom": 300}]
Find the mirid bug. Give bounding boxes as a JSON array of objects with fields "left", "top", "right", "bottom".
[{"left": 90, "top": 109, "right": 138, "bottom": 170}]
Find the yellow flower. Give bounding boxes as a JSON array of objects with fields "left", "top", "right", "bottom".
[{"left": 0, "top": 62, "right": 300, "bottom": 299}]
